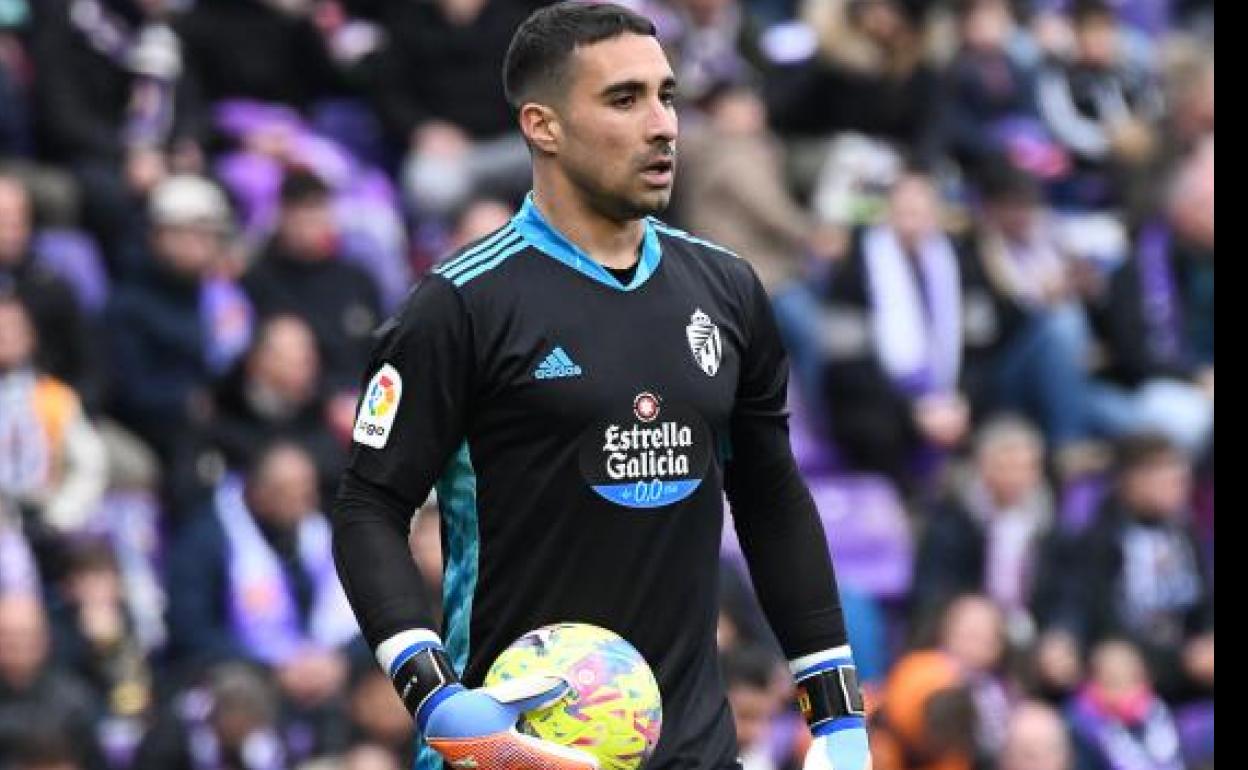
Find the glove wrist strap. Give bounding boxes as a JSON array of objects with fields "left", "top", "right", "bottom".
[
  {"left": 390, "top": 644, "right": 460, "bottom": 719},
  {"left": 796, "top": 664, "right": 866, "bottom": 729}
]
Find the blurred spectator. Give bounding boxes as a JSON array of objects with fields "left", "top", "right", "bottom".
[
  {"left": 935, "top": 595, "right": 1015, "bottom": 762},
  {"left": 770, "top": 0, "right": 941, "bottom": 161},
  {"left": 814, "top": 174, "right": 1004, "bottom": 490},
  {"left": 105, "top": 174, "right": 234, "bottom": 512},
  {"left": 374, "top": 0, "right": 534, "bottom": 219},
  {"left": 1087, "top": 141, "right": 1213, "bottom": 454},
  {"left": 1036, "top": 0, "right": 1163, "bottom": 208},
  {"left": 1067, "top": 640, "right": 1183, "bottom": 770},
  {"left": 177, "top": 0, "right": 344, "bottom": 111},
  {"left": 870, "top": 650, "right": 978, "bottom": 770},
  {"left": 345, "top": 666, "right": 412, "bottom": 768},
  {"left": 408, "top": 502, "right": 444, "bottom": 626},
  {"left": 0, "top": 295, "right": 108, "bottom": 555},
  {"left": 722, "top": 644, "right": 802, "bottom": 770},
  {"left": 48, "top": 540, "right": 154, "bottom": 767},
  {"left": 30, "top": 0, "right": 204, "bottom": 275},
  {"left": 998, "top": 702, "right": 1074, "bottom": 770},
  {"left": 1054, "top": 434, "right": 1213, "bottom": 702},
  {"left": 0, "top": 594, "right": 104, "bottom": 769},
  {"left": 0, "top": 175, "right": 99, "bottom": 405},
  {"left": 652, "top": 0, "right": 768, "bottom": 106},
  {"left": 913, "top": 418, "right": 1059, "bottom": 638},
  {"left": 943, "top": 0, "right": 1060, "bottom": 178},
  {"left": 242, "top": 170, "right": 381, "bottom": 394},
  {"left": 677, "top": 82, "right": 841, "bottom": 292},
  {"left": 165, "top": 443, "right": 358, "bottom": 753},
  {"left": 131, "top": 662, "right": 287, "bottom": 770},
  {"left": 207, "top": 314, "right": 344, "bottom": 503}
]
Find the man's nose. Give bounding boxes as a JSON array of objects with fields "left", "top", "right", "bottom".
[{"left": 646, "top": 97, "right": 678, "bottom": 143}]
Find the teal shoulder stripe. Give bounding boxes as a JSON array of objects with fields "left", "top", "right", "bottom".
[
  {"left": 649, "top": 219, "right": 739, "bottom": 258},
  {"left": 435, "top": 224, "right": 516, "bottom": 275},
  {"left": 450, "top": 239, "right": 528, "bottom": 287},
  {"left": 438, "top": 229, "right": 523, "bottom": 281}
]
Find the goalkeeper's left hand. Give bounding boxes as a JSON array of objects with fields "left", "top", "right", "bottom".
[{"left": 793, "top": 649, "right": 872, "bottom": 770}]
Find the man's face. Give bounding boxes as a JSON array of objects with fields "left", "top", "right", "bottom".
[
  {"left": 1000, "top": 706, "right": 1072, "bottom": 770},
  {"left": 278, "top": 199, "right": 337, "bottom": 261},
  {"left": 0, "top": 180, "right": 32, "bottom": 267},
  {"left": 889, "top": 176, "right": 940, "bottom": 247},
  {"left": 1076, "top": 16, "right": 1118, "bottom": 69},
  {"left": 979, "top": 437, "right": 1042, "bottom": 508},
  {"left": 249, "top": 448, "right": 319, "bottom": 529},
  {"left": 727, "top": 684, "right": 776, "bottom": 750},
  {"left": 0, "top": 302, "right": 36, "bottom": 372},
  {"left": 152, "top": 224, "right": 221, "bottom": 280},
  {"left": 0, "top": 596, "right": 49, "bottom": 689},
  {"left": 551, "top": 34, "right": 679, "bottom": 221},
  {"left": 248, "top": 317, "right": 320, "bottom": 406},
  {"left": 1123, "top": 455, "right": 1191, "bottom": 521}
]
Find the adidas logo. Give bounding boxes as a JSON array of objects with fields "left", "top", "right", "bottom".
[{"left": 534, "top": 346, "right": 583, "bottom": 380}]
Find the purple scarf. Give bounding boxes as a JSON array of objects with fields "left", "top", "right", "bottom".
[
  {"left": 1136, "top": 222, "right": 1185, "bottom": 367},
  {"left": 215, "top": 478, "right": 358, "bottom": 665}
]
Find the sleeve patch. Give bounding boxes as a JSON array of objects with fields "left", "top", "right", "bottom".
[{"left": 354, "top": 364, "right": 403, "bottom": 449}]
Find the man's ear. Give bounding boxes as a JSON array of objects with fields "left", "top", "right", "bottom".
[{"left": 518, "top": 103, "right": 561, "bottom": 155}]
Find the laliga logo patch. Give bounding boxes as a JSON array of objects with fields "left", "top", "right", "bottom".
[
  {"left": 354, "top": 364, "right": 402, "bottom": 449},
  {"left": 579, "top": 392, "right": 711, "bottom": 510},
  {"left": 686, "top": 308, "right": 722, "bottom": 377}
]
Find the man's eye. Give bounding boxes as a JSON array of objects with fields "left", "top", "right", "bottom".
[
  {"left": 613, "top": 94, "right": 636, "bottom": 108},
  {"left": 660, "top": 92, "right": 677, "bottom": 106}
]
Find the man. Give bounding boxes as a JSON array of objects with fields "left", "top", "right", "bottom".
[
  {"left": 331, "top": 4, "right": 869, "bottom": 769},
  {"left": 998, "top": 703, "right": 1073, "bottom": 770},
  {"left": 242, "top": 170, "right": 382, "bottom": 395},
  {"left": 0, "top": 594, "right": 103, "bottom": 769}
]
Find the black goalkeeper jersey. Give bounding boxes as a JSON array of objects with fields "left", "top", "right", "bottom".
[{"left": 332, "top": 195, "right": 847, "bottom": 770}]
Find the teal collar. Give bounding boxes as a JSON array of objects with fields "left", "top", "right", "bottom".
[{"left": 512, "top": 193, "right": 662, "bottom": 291}]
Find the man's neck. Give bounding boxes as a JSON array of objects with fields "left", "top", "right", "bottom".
[{"left": 531, "top": 176, "right": 644, "bottom": 270}]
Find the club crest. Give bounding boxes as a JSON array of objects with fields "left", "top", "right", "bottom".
[{"left": 686, "top": 308, "right": 722, "bottom": 377}]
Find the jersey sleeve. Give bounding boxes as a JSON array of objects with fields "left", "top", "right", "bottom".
[
  {"left": 724, "top": 263, "right": 849, "bottom": 658},
  {"left": 331, "top": 275, "right": 473, "bottom": 648}
]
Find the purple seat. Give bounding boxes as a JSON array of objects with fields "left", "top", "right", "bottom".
[
  {"left": 723, "top": 473, "right": 913, "bottom": 600},
  {"left": 32, "top": 229, "right": 111, "bottom": 315}
]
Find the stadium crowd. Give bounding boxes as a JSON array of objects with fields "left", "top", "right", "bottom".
[{"left": 0, "top": 0, "right": 1212, "bottom": 768}]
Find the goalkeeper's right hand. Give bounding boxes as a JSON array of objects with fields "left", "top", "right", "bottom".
[{"left": 381, "top": 632, "right": 599, "bottom": 770}]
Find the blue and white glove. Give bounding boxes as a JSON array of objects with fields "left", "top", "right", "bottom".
[
  {"left": 379, "top": 631, "right": 598, "bottom": 770},
  {"left": 792, "top": 648, "right": 872, "bottom": 770}
]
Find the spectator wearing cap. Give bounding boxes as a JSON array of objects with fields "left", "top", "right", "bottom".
[
  {"left": 207, "top": 313, "right": 344, "bottom": 505},
  {"left": 0, "top": 296, "right": 108, "bottom": 559},
  {"left": 372, "top": 0, "right": 535, "bottom": 220},
  {"left": 105, "top": 174, "right": 233, "bottom": 493},
  {"left": 1047, "top": 435, "right": 1213, "bottom": 704},
  {"left": 0, "top": 176, "right": 99, "bottom": 408},
  {"left": 165, "top": 443, "right": 359, "bottom": 755},
  {"left": 242, "top": 170, "right": 380, "bottom": 396},
  {"left": 0, "top": 594, "right": 104, "bottom": 769},
  {"left": 30, "top": 0, "right": 204, "bottom": 275}
]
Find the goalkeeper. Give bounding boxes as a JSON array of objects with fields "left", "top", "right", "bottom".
[{"left": 331, "top": 3, "right": 871, "bottom": 769}]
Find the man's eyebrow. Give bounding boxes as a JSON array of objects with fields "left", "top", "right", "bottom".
[{"left": 599, "top": 76, "right": 678, "bottom": 98}]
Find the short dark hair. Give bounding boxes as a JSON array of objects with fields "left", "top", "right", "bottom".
[
  {"left": 1115, "top": 433, "right": 1182, "bottom": 476},
  {"left": 719, "top": 644, "right": 780, "bottom": 691},
  {"left": 279, "top": 168, "right": 331, "bottom": 207},
  {"left": 503, "top": 1, "right": 657, "bottom": 109},
  {"left": 1072, "top": 0, "right": 1115, "bottom": 26}
]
